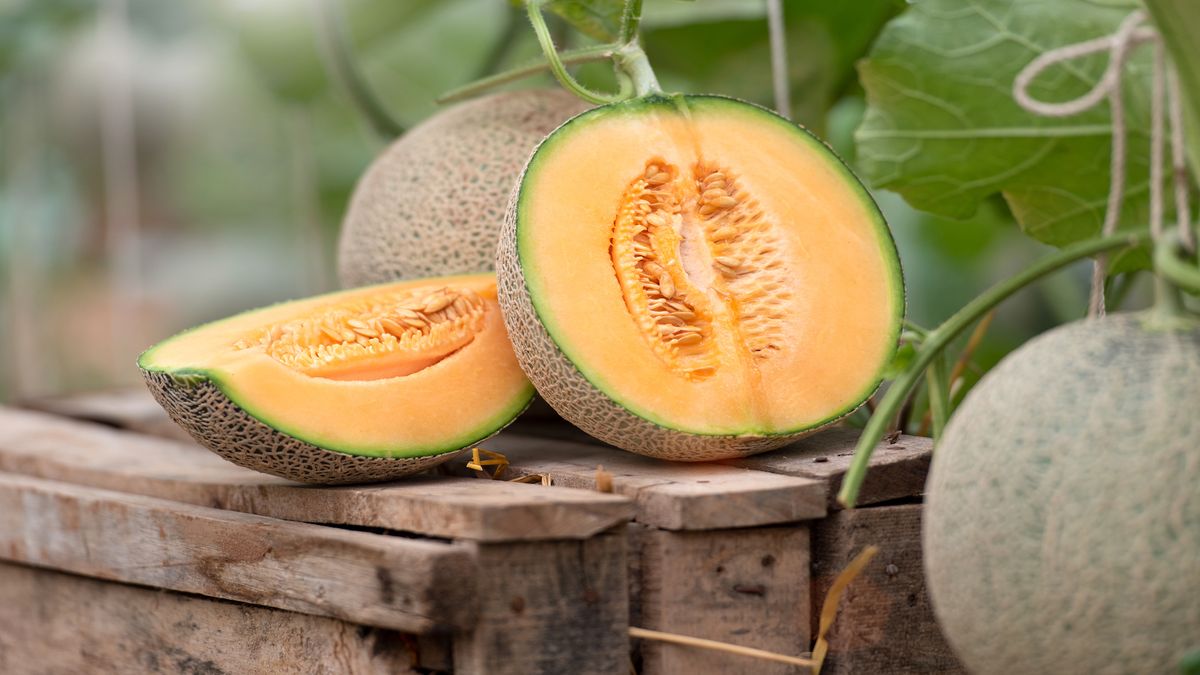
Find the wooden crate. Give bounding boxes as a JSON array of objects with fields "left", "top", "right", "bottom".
[
  {"left": 0, "top": 405, "right": 635, "bottom": 675},
  {"left": 15, "top": 390, "right": 965, "bottom": 674}
]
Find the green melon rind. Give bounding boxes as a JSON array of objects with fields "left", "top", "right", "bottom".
[
  {"left": 337, "top": 89, "right": 590, "bottom": 286},
  {"left": 141, "top": 367, "right": 532, "bottom": 484},
  {"left": 924, "top": 313, "right": 1200, "bottom": 674},
  {"left": 496, "top": 94, "right": 903, "bottom": 460}
]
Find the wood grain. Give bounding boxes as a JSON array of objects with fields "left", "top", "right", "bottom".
[
  {"left": 454, "top": 528, "right": 630, "bottom": 675},
  {"left": 729, "top": 427, "right": 933, "bottom": 508},
  {"left": 455, "top": 433, "right": 827, "bottom": 530},
  {"left": 0, "top": 407, "right": 633, "bottom": 542},
  {"left": 810, "top": 504, "right": 964, "bottom": 674},
  {"left": 635, "top": 526, "right": 811, "bottom": 675},
  {"left": 0, "top": 473, "right": 478, "bottom": 634},
  {"left": 21, "top": 387, "right": 194, "bottom": 441},
  {"left": 0, "top": 561, "right": 434, "bottom": 674}
]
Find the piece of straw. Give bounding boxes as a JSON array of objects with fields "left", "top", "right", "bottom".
[
  {"left": 810, "top": 545, "right": 879, "bottom": 672},
  {"left": 628, "top": 627, "right": 815, "bottom": 669},
  {"left": 465, "top": 447, "right": 509, "bottom": 479},
  {"left": 630, "top": 544, "right": 879, "bottom": 674}
]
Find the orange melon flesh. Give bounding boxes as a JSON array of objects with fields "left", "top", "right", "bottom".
[
  {"left": 139, "top": 274, "right": 534, "bottom": 457},
  {"left": 516, "top": 96, "right": 903, "bottom": 435}
]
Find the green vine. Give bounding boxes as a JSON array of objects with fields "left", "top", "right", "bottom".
[
  {"left": 1155, "top": 229, "right": 1200, "bottom": 294},
  {"left": 838, "top": 229, "right": 1151, "bottom": 508},
  {"left": 438, "top": 44, "right": 619, "bottom": 104},
  {"left": 440, "top": 0, "right": 661, "bottom": 106},
  {"left": 527, "top": 0, "right": 631, "bottom": 104}
]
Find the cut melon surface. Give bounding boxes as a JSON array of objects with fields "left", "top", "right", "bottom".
[
  {"left": 139, "top": 274, "right": 533, "bottom": 483},
  {"left": 498, "top": 95, "right": 904, "bottom": 459}
]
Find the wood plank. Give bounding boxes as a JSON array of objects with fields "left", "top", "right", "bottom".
[
  {"left": 635, "top": 526, "right": 810, "bottom": 675},
  {"left": 0, "top": 407, "right": 634, "bottom": 542},
  {"left": 19, "top": 391, "right": 824, "bottom": 530},
  {"left": 0, "top": 561, "right": 429, "bottom": 674},
  {"left": 453, "top": 528, "right": 630, "bottom": 675},
  {"left": 728, "top": 427, "right": 933, "bottom": 508},
  {"left": 0, "top": 473, "right": 478, "bottom": 635},
  {"left": 456, "top": 433, "right": 827, "bottom": 530},
  {"left": 810, "top": 504, "right": 964, "bottom": 674},
  {"left": 22, "top": 388, "right": 194, "bottom": 442}
]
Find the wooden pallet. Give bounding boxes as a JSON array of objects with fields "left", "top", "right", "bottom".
[{"left": 9, "top": 390, "right": 964, "bottom": 674}]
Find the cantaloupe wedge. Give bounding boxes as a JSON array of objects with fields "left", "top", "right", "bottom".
[
  {"left": 498, "top": 95, "right": 904, "bottom": 460},
  {"left": 140, "top": 274, "right": 533, "bottom": 484}
]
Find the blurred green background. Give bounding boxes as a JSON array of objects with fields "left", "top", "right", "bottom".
[{"left": 0, "top": 0, "right": 1125, "bottom": 407}]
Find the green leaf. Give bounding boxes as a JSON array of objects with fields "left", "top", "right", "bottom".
[
  {"left": 543, "top": 0, "right": 625, "bottom": 42},
  {"left": 640, "top": 0, "right": 903, "bottom": 131},
  {"left": 856, "top": 0, "right": 1162, "bottom": 270}
]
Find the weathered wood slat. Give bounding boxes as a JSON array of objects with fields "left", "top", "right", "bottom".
[
  {"left": 811, "top": 504, "right": 964, "bottom": 674},
  {"left": 0, "top": 561, "right": 429, "bottom": 674},
  {"left": 23, "top": 388, "right": 194, "bottom": 442},
  {"left": 461, "top": 434, "right": 827, "bottom": 530},
  {"left": 0, "top": 407, "right": 633, "bottom": 542},
  {"left": 729, "top": 427, "right": 933, "bottom": 508},
  {"left": 0, "top": 473, "right": 478, "bottom": 634},
  {"left": 635, "top": 526, "right": 810, "bottom": 675},
  {"left": 454, "top": 529, "right": 630, "bottom": 675}
]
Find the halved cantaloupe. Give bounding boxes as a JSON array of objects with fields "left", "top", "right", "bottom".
[
  {"left": 498, "top": 95, "right": 904, "bottom": 461},
  {"left": 140, "top": 274, "right": 533, "bottom": 484}
]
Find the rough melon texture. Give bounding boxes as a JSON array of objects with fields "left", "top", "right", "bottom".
[
  {"left": 496, "top": 185, "right": 822, "bottom": 462},
  {"left": 143, "top": 370, "right": 474, "bottom": 484},
  {"left": 338, "top": 89, "right": 589, "bottom": 286},
  {"left": 924, "top": 313, "right": 1200, "bottom": 674}
]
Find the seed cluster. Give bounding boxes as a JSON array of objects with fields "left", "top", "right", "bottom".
[
  {"left": 611, "top": 162, "right": 716, "bottom": 379},
  {"left": 234, "top": 287, "right": 486, "bottom": 379},
  {"left": 694, "top": 163, "right": 791, "bottom": 358},
  {"left": 611, "top": 157, "right": 792, "bottom": 376}
]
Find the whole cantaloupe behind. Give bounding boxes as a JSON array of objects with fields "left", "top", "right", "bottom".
[
  {"left": 924, "top": 313, "right": 1200, "bottom": 674},
  {"left": 338, "top": 89, "right": 589, "bottom": 286}
]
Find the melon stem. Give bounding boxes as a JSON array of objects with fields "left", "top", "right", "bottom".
[
  {"left": 614, "top": 42, "right": 662, "bottom": 97},
  {"left": 838, "top": 229, "right": 1151, "bottom": 509}
]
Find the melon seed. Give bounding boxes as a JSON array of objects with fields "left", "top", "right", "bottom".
[{"left": 658, "top": 274, "right": 676, "bottom": 299}]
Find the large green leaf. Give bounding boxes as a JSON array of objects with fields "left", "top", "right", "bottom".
[{"left": 856, "top": 0, "right": 1161, "bottom": 268}]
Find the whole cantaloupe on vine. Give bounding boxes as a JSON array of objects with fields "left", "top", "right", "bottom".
[
  {"left": 338, "top": 89, "right": 589, "bottom": 286},
  {"left": 924, "top": 312, "right": 1200, "bottom": 674}
]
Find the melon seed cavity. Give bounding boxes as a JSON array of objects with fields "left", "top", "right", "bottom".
[
  {"left": 233, "top": 287, "right": 487, "bottom": 380},
  {"left": 610, "top": 158, "right": 791, "bottom": 379}
]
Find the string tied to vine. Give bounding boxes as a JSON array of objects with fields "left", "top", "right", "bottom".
[{"left": 1013, "top": 9, "right": 1195, "bottom": 317}]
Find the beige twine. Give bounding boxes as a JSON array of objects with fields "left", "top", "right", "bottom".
[{"left": 1013, "top": 10, "right": 1192, "bottom": 317}]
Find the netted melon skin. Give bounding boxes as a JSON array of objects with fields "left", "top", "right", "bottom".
[
  {"left": 496, "top": 187, "right": 823, "bottom": 462},
  {"left": 924, "top": 314, "right": 1200, "bottom": 674},
  {"left": 338, "top": 90, "right": 590, "bottom": 287},
  {"left": 142, "top": 369, "right": 468, "bottom": 484}
]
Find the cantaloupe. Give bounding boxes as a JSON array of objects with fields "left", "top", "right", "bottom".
[
  {"left": 139, "top": 274, "right": 533, "bottom": 484},
  {"left": 924, "top": 313, "right": 1200, "bottom": 673},
  {"left": 338, "top": 89, "right": 589, "bottom": 286},
  {"left": 497, "top": 95, "right": 904, "bottom": 460}
]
